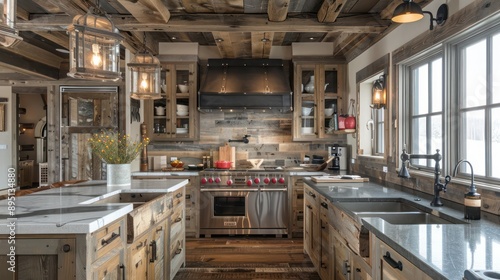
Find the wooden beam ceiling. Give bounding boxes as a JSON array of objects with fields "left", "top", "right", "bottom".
[
  {"left": 267, "top": 0, "right": 290, "bottom": 22},
  {"left": 317, "top": 0, "right": 345, "bottom": 23}
]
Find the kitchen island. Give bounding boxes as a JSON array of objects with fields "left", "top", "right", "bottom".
[
  {"left": 303, "top": 178, "right": 500, "bottom": 280},
  {"left": 0, "top": 178, "right": 188, "bottom": 279}
]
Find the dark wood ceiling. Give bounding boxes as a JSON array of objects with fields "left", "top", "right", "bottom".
[{"left": 0, "top": 0, "right": 430, "bottom": 81}]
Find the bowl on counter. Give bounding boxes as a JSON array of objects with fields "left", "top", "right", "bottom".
[
  {"left": 170, "top": 160, "right": 184, "bottom": 168},
  {"left": 248, "top": 159, "right": 264, "bottom": 169}
]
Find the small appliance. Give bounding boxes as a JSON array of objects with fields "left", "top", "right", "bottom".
[{"left": 328, "top": 144, "right": 349, "bottom": 171}]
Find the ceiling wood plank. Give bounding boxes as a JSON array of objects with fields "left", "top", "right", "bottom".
[
  {"left": 2, "top": 41, "right": 64, "bottom": 69},
  {"left": 213, "top": 32, "right": 235, "bottom": 58},
  {"left": 251, "top": 32, "right": 273, "bottom": 58},
  {"left": 34, "top": 31, "right": 69, "bottom": 50},
  {"left": 267, "top": 0, "right": 290, "bottom": 22},
  {"left": 272, "top": 32, "right": 286, "bottom": 46},
  {"left": 181, "top": 0, "right": 244, "bottom": 13},
  {"left": 332, "top": 33, "right": 359, "bottom": 56},
  {"left": 45, "top": 0, "right": 85, "bottom": 17},
  {"left": 19, "top": 13, "right": 390, "bottom": 33},
  {"left": 317, "top": 0, "right": 346, "bottom": 23}
]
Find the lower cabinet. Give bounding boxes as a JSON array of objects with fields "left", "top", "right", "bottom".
[
  {"left": 304, "top": 185, "right": 320, "bottom": 267},
  {"left": 91, "top": 247, "right": 125, "bottom": 280},
  {"left": 0, "top": 236, "right": 77, "bottom": 279},
  {"left": 375, "top": 236, "right": 432, "bottom": 280},
  {"left": 169, "top": 186, "right": 186, "bottom": 279}
]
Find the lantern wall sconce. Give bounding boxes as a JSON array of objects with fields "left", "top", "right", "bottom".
[
  {"left": 67, "top": 7, "right": 123, "bottom": 81},
  {"left": 128, "top": 35, "right": 161, "bottom": 100},
  {"left": 372, "top": 75, "right": 386, "bottom": 109},
  {"left": 0, "top": 0, "right": 23, "bottom": 47},
  {"left": 391, "top": 0, "right": 448, "bottom": 31}
]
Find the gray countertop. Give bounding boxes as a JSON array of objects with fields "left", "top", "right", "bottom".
[
  {"left": 303, "top": 178, "right": 500, "bottom": 280},
  {"left": 0, "top": 179, "right": 188, "bottom": 234}
]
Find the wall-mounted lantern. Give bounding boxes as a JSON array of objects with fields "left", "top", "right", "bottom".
[{"left": 372, "top": 75, "right": 386, "bottom": 109}]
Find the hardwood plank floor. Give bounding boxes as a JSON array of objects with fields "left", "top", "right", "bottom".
[{"left": 174, "top": 237, "right": 321, "bottom": 279}]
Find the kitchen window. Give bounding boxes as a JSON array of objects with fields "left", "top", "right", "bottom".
[
  {"left": 400, "top": 20, "right": 500, "bottom": 185},
  {"left": 405, "top": 54, "right": 444, "bottom": 169},
  {"left": 456, "top": 29, "right": 500, "bottom": 179}
]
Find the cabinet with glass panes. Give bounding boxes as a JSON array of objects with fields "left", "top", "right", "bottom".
[
  {"left": 292, "top": 59, "right": 346, "bottom": 141},
  {"left": 145, "top": 58, "right": 199, "bottom": 141}
]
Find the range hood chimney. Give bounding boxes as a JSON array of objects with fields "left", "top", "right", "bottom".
[{"left": 198, "top": 59, "right": 293, "bottom": 112}]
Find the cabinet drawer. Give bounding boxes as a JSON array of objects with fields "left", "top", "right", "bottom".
[
  {"left": 170, "top": 238, "right": 185, "bottom": 280},
  {"left": 91, "top": 217, "right": 125, "bottom": 261},
  {"left": 171, "top": 187, "right": 185, "bottom": 209},
  {"left": 127, "top": 194, "right": 169, "bottom": 243},
  {"left": 304, "top": 187, "right": 319, "bottom": 205},
  {"left": 91, "top": 247, "right": 124, "bottom": 280},
  {"left": 379, "top": 240, "right": 421, "bottom": 280}
]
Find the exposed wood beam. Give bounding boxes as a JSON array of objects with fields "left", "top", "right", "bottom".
[
  {"left": 19, "top": 13, "right": 390, "bottom": 33},
  {"left": 317, "top": 0, "right": 345, "bottom": 23},
  {"left": 267, "top": 0, "right": 290, "bottom": 22},
  {"left": 0, "top": 48, "right": 59, "bottom": 80},
  {"left": 45, "top": 0, "right": 85, "bottom": 17},
  {"left": 272, "top": 32, "right": 286, "bottom": 46},
  {"left": 181, "top": 0, "right": 244, "bottom": 13},
  {"left": 1, "top": 42, "right": 64, "bottom": 69},
  {"left": 34, "top": 31, "right": 69, "bottom": 50},
  {"left": 117, "top": 0, "right": 170, "bottom": 23}
]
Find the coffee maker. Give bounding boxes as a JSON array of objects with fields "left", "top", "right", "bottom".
[{"left": 328, "top": 144, "right": 348, "bottom": 171}]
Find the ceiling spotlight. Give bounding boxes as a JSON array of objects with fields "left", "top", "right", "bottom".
[
  {"left": 309, "top": 37, "right": 315, "bottom": 40},
  {"left": 261, "top": 38, "right": 269, "bottom": 42},
  {"left": 216, "top": 38, "right": 224, "bottom": 42},
  {"left": 392, "top": 0, "right": 448, "bottom": 30},
  {"left": 171, "top": 36, "right": 177, "bottom": 40}
]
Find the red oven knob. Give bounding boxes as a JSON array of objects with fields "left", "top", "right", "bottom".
[
  {"left": 227, "top": 179, "right": 233, "bottom": 185},
  {"left": 201, "top": 177, "right": 208, "bottom": 184},
  {"left": 263, "top": 177, "right": 270, "bottom": 184},
  {"left": 254, "top": 177, "right": 260, "bottom": 184},
  {"left": 278, "top": 177, "right": 285, "bottom": 184},
  {"left": 208, "top": 177, "right": 214, "bottom": 183},
  {"left": 246, "top": 179, "right": 253, "bottom": 186},
  {"left": 215, "top": 177, "right": 221, "bottom": 184},
  {"left": 271, "top": 177, "right": 277, "bottom": 184}
]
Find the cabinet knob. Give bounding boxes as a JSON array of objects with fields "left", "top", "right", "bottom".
[{"left": 62, "top": 244, "right": 71, "bottom": 252}]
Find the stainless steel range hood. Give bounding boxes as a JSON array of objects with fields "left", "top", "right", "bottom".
[{"left": 198, "top": 59, "right": 293, "bottom": 112}]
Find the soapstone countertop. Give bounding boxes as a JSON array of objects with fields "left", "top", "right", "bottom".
[
  {"left": 0, "top": 179, "right": 188, "bottom": 235},
  {"left": 303, "top": 178, "right": 500, "bottom": 280}
]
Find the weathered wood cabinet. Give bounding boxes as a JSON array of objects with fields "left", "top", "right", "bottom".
[
  {"left": 293, "top": 59, "right": 347, "bottom": 141},
  {"left": 168, "top": 187, "right": 186, "bottom": 280},
  {"left": 289, "top": 176, "right": 304, "bottom": 237},
  {"left": 304, "top": 185, "right": 321, "bottom": 268},
  {"left": 145, "top": 58, "right": 199, "bottom": 141}
]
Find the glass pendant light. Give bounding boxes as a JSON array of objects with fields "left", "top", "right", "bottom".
[
  {"left": 0, "top": 0, "right": 22, "bottom": 47},
  {"left": 67, "top": 3, "right": 123, "bottom": 81},
  {"left": 128, "top": 33, "right": 161, "bottom": 100}
]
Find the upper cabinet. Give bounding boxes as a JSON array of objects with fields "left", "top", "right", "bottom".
[
  {"left": 292, "top": 60, "right": 346, "bottom": 141},
  {"left": 145, "top": 59, "right": 199, "bottom": 141}
]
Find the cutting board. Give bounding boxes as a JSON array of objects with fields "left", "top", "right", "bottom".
[
  {"left": 311, "top": 176, "right": 369, "bottom": 183},
  {"left": 219, "top": 142, "right": 236, "bottom": 168}
]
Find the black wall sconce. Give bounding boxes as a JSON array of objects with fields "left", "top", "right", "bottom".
[
  {"left": 392, "top": 0, "right": 448, "bottom": 30},
  {"left": 372, "top": 75, "right": 386, "bottom": 109},
  {"left": 19, "top": 123, "right": 34, "bottom": 134}
]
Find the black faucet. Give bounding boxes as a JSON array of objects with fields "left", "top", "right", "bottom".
[
  {"left": 229, "top": 135, "right": 250, "bottom": 144},
  {"left": 399, "top": 148, "right": 451, "bottom": 207}
]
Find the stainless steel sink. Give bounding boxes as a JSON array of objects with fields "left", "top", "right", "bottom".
[
  {"left": 80, "top": 191, "right": 167, "bottom": 208},
  {"left": 337, "top": 200, "right": 468, "bottom": 225},
  {"left": 337, "top": 201, "right": 421, "bottom": 212},
  {"left": 357, "top": 212, "right": 467, "bottom": 225}
]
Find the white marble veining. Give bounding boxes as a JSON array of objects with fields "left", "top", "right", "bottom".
[
  {"left": 0, "top": 179, "right": 188, "bottom": 234},
  {"left": 304, "top": 179, "right": 500, "bottom": 280}
]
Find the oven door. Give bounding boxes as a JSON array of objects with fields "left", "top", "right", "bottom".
[
  {"left": 200, "top": 189, "right": 259, "bottom": 230},
  {"left": 259, "top": 187, "right": 288, "bottom": 229}
]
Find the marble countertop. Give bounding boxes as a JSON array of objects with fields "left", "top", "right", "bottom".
[
  {"left": 0, "top": 179, "right": 188, "bottom": 235},
  {"left": 303, "top": 179, "right": 500, "bottom": 280}
]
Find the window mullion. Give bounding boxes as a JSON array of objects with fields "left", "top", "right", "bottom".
[{"left": 486, "top": 35, "right": 493, "bottom": 177}]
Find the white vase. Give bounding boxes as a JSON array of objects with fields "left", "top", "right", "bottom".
[
  {"left": 107, "top": 163, "right": 131, "bottom": 187},
  {"left": 304, "top": 75, "right": 315, "bottom": 93}
]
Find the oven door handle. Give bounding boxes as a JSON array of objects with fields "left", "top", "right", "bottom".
[
  {"left": 200, "top": 188, "right": 259, "bottom": 192},
  {"left": 260, "top": 188, "right": 287, "bottom": 192}
]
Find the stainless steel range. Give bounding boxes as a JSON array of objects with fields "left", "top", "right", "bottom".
[{"left": 199, "top": 169, "right": 288, "bottom": 237}]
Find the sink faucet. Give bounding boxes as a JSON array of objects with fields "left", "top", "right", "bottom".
[
  {"left": 452, "top": 159, "right": 475, "bottom": 193},
  {"left": 398, "top": 148, "right": 451, "bottom": 207}
]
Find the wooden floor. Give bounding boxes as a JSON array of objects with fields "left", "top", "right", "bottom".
[{"left": 174, "top": 237, "right": 321, "bottom": 279}]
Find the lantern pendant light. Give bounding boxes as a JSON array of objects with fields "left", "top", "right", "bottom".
[
  {"left": 67, "top": 2, "right": 123, "bottom": 81},
  {"left": 0, "top": 0, "right": 23, "bottom": 47},
  {"left": 372, "top": 75, "right": 386, "bottom": 109},
  {"left": 128, "top": 33, "right": 161, "bottom": 100}
]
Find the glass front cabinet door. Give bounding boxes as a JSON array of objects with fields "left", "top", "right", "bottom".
[
  {"left": 145, "top": 60, "right": 199, "bottom": 141},
  {"left": 293, "top": 61, "right": 345, "bottom": 141}
]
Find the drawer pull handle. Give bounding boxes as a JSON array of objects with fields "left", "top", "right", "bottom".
[
  {"left": 150, "top": 241, "right": 157, "bottom": 263},
  {"left": 156, "top": 226, "right": 163, "bottom": 233},
  {"left": 342, "top": 260, "right": 351, "bottom": 275},
  {"left": 174, "top": 217, "right": 182, "bottom": 223},
  {"left": 62, "top": 244, "right": 71, "bottom": 253},
  {"left": 175, "top": 248, "right": 182, "bottom": 255},
  {"left": 306, "top": 205, "right": 312, "bottom": 209},
  {"left": 383, "top": 251, "right": 403, "bottom": 271},
  {"left": 120, "top": 264, "right": 125, "bottom": 280},
  {"left": 101, "top": 232, "right": 119, "bottom": 246},
  {"left": 176, "top": 193, "right": 183, "bottom": 198},
  {"left": 320, "top": 202, "right": 328, "bottom": 209},
  {"left": 308, "top": 192, "right": 316, "bottom": 198}
]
